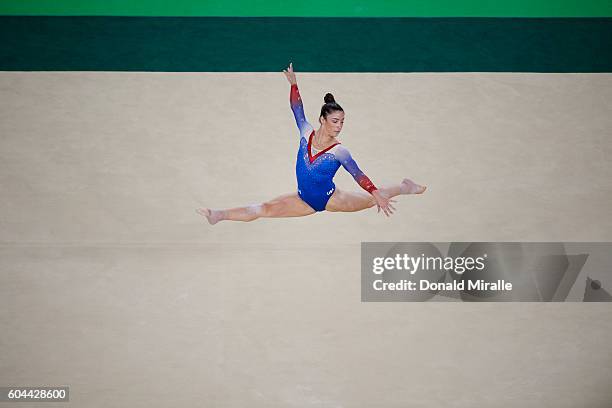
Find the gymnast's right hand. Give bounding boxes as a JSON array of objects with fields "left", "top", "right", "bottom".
[{"left": 283, "top": 62, "right": 297, "bottom": 85}]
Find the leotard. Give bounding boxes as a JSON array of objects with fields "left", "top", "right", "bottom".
[{"left": 290, "top": 84, "right": 378, "bottom": 211}]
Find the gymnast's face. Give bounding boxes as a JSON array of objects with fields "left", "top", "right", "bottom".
[{"left": 321, "top": 111, "right": 345, "bottom": 137}]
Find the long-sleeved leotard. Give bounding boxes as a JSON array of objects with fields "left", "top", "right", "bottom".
[{"left": 290, "top": 84, "right": 377, "bottom": 211}]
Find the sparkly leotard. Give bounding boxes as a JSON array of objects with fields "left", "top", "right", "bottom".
[{"left": 290, "top": 84, "right": 378, "bottom": 211}]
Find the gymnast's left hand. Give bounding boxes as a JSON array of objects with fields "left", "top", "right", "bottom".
[{"left": 372, "top": 190, "right": 396, "bottom": 217}]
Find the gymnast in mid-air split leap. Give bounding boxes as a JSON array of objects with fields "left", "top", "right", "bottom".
[{"left": 197, "top": 62, "right": 426, "bottom": 224}]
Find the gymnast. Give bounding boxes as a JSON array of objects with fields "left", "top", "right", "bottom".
[{"left": 197, "top": 62, "right": 426, "bottom": 224}]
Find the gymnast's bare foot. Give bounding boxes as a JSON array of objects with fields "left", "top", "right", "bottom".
[
  {"left": 196, "top": 208, "right": 224, "bottom": 225},
  {"left": 400, "top": 178, "right": 427, "bottom": 194}
]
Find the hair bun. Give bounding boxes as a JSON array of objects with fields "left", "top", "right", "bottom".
[{"left": 324, "top": 93, "right": 336, "bottom": 104}]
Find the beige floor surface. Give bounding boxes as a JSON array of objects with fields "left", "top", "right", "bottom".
[{"left": 1, "top": 72, "right": 611, "bottom": 407}]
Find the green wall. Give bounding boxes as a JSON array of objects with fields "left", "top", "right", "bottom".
[
  {"left": 0, "top": 0, "right": 611, "bottom": 17},
  {"left": 2, "top": 17, "right": 611, "bottom": 72}
]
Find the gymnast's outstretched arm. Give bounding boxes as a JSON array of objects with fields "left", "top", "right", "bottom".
[
  {"left": 334, "top": 145, "right": 397, "bottom": 216},
  {"left": 335, "top": 145, "right": 378, "bottom": 194},
  {"left": 283, "top": 62, "right": 313, "bottom": 137}
]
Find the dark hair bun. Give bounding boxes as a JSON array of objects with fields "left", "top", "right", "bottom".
[{"left": 324, "top": 93, "right": 336, "bottom": 104}]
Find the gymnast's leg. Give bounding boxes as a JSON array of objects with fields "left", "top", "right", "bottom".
[
  {"left": 326, "top": 178, "right": 426, "bottom": 213},
  {"left": 196, "top": 192, "right": 316, "bottom": 224}
]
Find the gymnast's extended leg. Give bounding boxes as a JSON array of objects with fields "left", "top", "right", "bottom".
[
  {"left": 326, "top": 178, "right": 426, "bottom": 213},
  {"left": 197, "top": 192, "right": 316, "bottom": 224}
]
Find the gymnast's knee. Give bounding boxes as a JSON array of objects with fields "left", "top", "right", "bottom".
[
  {"left": 259, "top": 201, "right": 284, "bottom": 218},
  {"left": 245, "top": 203, "right": 265, "bottom": 220},
  {"left": 348, "top": 196, "right": 376, "bottom": 211}
]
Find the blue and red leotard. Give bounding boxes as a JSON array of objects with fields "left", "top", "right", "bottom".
[{"left": 290, "top": 84, "right": 377, "bottom": 211}]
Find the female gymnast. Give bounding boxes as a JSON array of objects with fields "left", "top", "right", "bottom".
[{"left": 197, "top": 62, "right": 426, "bottom": 224}]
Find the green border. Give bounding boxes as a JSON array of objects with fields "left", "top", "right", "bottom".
[
  {"left": 0, "top": 0, "right": 611, "bottom": 17},
  {"left": 2, "top": 17, "right": 611, "bottom": 72}
]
